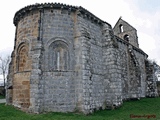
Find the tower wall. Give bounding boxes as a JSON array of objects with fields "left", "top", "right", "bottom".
[
  {"left": 113, "top": 18, "right": 139, "bottom": 48},
  {"left": 76, "top": 13, "right": 105, "bottom": 114},
  {"left": 7, "top": 11, "right": 39, "bottom": 110},
  {"left": 40, "top": 9, "right": 77, "bottom": 112}
]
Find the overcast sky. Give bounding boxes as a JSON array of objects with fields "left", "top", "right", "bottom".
[{"left": 0, "top": 0, "right": 160, "bottom": 65}]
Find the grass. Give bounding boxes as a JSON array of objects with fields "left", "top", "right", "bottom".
[{"left": 0, "top": 97, "right": 160, "bottom": 120}]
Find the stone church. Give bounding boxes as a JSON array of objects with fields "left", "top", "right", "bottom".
[{"left": 6, "top": 3, "right": 158, "bottom": 114}]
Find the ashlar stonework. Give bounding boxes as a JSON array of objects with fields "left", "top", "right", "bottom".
[{"left": 6, "top": 3, "right": 158, "bottom": 114}]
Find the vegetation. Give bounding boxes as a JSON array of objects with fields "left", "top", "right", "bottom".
[
  {"left": 0, "top": 55, "right": 10, "bottom": 92},
  {"left": 0, "top": 95, "right": 5, "bottom": 99},
  {"left": 0, "top": 97, "right": 160, "bottom": 120}
]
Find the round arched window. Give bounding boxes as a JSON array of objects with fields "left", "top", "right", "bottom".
[
  {"left": 124, "top": 34, "right": 129, "bottom": 41},
  {"left": 48, "top": 41, "right": 69, "bottom": 71},
  {"left": 17, "top": 44, "right": 29, "bottom": 72}
]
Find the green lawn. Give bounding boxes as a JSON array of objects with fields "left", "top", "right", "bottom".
[{"left": 0, "top": 97, "right": 160, "bottom": 120}]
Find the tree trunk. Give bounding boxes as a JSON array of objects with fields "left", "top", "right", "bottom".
[{"left": 3, "top": 72, "right": 5, "bottom": 96}]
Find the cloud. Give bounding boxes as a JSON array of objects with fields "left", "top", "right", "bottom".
[
  {"left": 122, "top": 0, "right": 160, "bottom": 64},
  {"left": 138, "top": 11, "right": 160, "bottom": 64}
]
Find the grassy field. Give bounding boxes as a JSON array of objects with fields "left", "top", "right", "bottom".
[{"left": 0, "top": 97, "right": 160, "bottom": 120}]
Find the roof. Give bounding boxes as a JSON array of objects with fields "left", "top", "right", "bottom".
[
  {"left": 113, "top": 17, "right": 136, "bottom": 31},
  {"left": 13, "top": 3, "right": 111, "bottom": 27}
]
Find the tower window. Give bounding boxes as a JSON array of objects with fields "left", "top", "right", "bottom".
[
  {"left": 119, "top": 24, "right": 124, "bottom": 33},
  {"left": 124, "top": 34, "right": 129, "bottom": 41}
]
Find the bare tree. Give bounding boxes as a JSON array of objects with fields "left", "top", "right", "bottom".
[{"left": 0, "top": 55, "right": 10, "bottom": 88}]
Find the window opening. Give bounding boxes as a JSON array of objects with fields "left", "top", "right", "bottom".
[
  {"left": 49, "top": 41, "right": 69, "bottom": 71},
  {"left": 57, "top": 51, "right": 60, "bottom": 70},
  {"left": 124, "top": 34, "right": 129, "bottom": 41},
  {"left": 120, "top": 24, "right": 123, "bottom": 33},
  {"left": 17, "top": 44, "right": 29, "bottom": 72}
]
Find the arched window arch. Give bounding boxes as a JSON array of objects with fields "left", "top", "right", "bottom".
[
  {"left": 17, "top": 44, "right": 29, "bottom": 72},
  {"left": 119, "top": 24, "right": 124, "bottom": 33},
  {"left": 124, "top": 34, "right": 129, "bottom": 41},
  {"left": 49, "top": 41, "right": 69, "bottom": 71}
]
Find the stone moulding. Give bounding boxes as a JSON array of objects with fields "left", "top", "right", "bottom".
[{"left": 13, "top": 3, "right": 110, "bottom": 27}]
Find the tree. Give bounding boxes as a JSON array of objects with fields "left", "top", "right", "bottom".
[{"left": 0, "top": 55, "right": 10, "bottom": 89}]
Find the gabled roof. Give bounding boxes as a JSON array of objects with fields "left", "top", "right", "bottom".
[{"left": 113, "top": 17, "right": 136, "bottom": 31}]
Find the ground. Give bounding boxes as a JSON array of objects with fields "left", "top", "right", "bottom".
[{"left": 0, "top": 97, "right": 160, "bottom": 120}]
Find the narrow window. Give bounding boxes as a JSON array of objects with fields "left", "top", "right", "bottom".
[
  {"left": 17, "top": 44, "right": 29, "bottom": 72},
  {"left": 119, "top": 24, "right": 123, "bottom": 33},
  {"left": 57, "top": 51, "right": 60, "bottom": 70}
]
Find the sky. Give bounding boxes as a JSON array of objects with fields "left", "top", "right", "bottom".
[{"left": 0, "top": 0, "right": 160, "bottom": 65}]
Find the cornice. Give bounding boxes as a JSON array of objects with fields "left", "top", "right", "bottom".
[{"left": 13, "top": 3, "right": 111, "bottom": 27}]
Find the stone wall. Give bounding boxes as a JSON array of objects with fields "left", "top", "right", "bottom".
[
  {"left": 145, "top": 60, "right": 158, "bottom": 97},
  {"left": 12, "top": 72, "right": 30, "bottom": 109},
  {"left": 156, "top": 81, "right": 160, "bottom": 96},
  {"left": 102, "top": 24, "right": 123, "bottom": 109},
  {"left": 115, "top": 37, "right": 148, "bottom": 100},
  {"left": 113, "top": 18, "right": 149, "bottom": 99},
  {"left": 40, "top": 9, "right": 76, "bottom": 112},
  {"left": 76, "top": 15, "right": 105, "bottom": 113},
  {"left": 6, "top": 10, "right": 39, "bottom": 110}
]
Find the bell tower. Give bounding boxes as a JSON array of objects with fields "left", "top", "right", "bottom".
[{"left": 113, "top": 17, "right": 139, "bottom": 48}]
